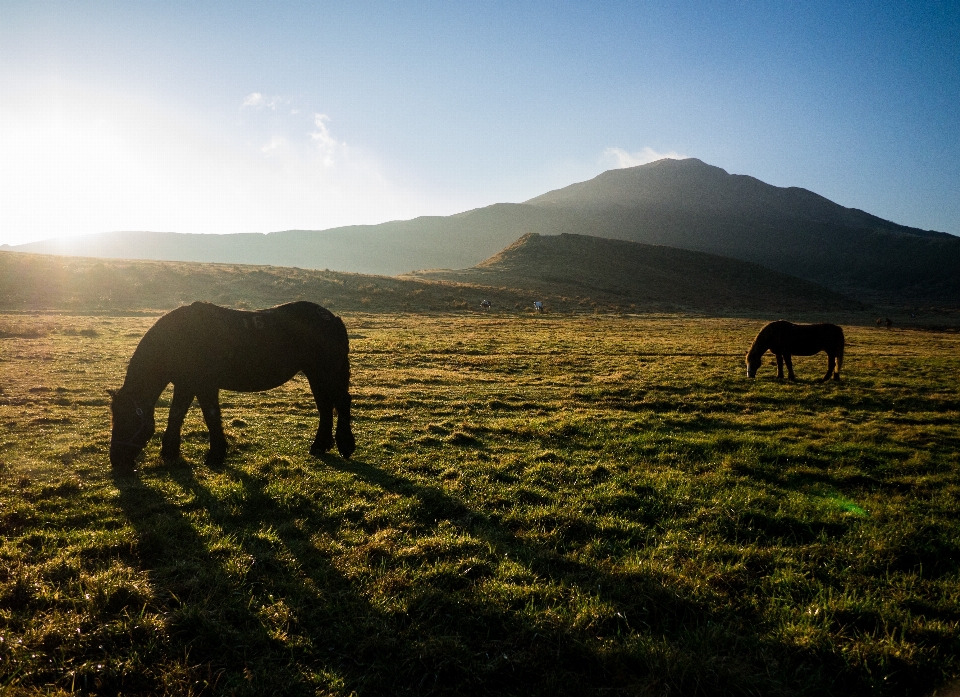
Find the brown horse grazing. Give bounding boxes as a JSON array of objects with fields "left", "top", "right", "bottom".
[
  {"left": 745, "top": 320, "right": 844, "bottom": 382},
  {"left": 109, "top": 301, "right": 355, "bottom": 470}
]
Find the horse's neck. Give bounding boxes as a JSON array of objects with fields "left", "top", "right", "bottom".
[
  {"left": 749, "top": 335, "right": 769, "bottom": 358},
  {"left": 123, "top": 340, "right": 168, "bottom": 408}
]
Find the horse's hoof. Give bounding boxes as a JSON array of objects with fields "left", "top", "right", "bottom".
[
  {"left": 336, "top": 433, "right": 356, "bottom": 460},
  {"left": 205, "top": 452, "right": 226, "bottom": 468},
  {"left": 309, "top": 445, "right": 329, "bottom": 458}
]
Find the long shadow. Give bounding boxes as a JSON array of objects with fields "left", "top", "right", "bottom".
[{"left": 110, "top": 462, "right": 378, "bottom": 695}]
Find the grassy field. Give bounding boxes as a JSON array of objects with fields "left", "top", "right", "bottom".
[{"left": 1, "top": 312, "right": 958, "bottom": 695}]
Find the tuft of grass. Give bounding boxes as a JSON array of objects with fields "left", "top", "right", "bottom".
[{"left": 1, "top": 313, "right": 959, "bottom": 695}]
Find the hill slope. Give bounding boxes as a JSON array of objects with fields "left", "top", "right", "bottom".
[
  {"left": 0, "top": 244, "right": 858, "bottom": 317},
  {"left": 407, "top": 233, "right": 860, "bottom": 314},
  {"left": 7, "top": 158, "right": 958, "bottom": 305}
]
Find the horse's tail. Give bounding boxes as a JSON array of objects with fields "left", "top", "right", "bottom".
[
  {"left": 330, "top": 314, "right": 351, "bottom": 396},
  {"left": 837, "top": 327, "right": 845, "bottom": 372},
  {"left": 330, "top": 314, "right": 356, "bottom": 458}
]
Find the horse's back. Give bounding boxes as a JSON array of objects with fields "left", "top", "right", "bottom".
[
  {"left": 757, "top": 320, "right": 843, "bottom": 356},
  {"left": 160, "top": 301, "right": 338, "bottom": 338},
  {"left": 784, "top": 322, "right": 844, "bottom": 355},
  {"left": 138, "top": 301, "right": 346, "bottom": 391}
]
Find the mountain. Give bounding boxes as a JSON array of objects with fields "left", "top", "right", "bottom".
[
  {"left": 527, "top": 158, "right": 951, "bottom": 239},
  {"left": 406, "top": 233, "right": 860, "bottom": 314},
  {"left": 6, "top": 158, "right": 958, "bottom": 305},
  {"left": 522, "top": 158, "right": 960, "bottom": 304}
]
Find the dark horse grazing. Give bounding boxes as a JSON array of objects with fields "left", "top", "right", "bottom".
[
  {"left": 109, "top": 301, "right": 355, "bottom": 469},
  {"left": 745, "top": 320, "right": 844, "bottom": 382}
]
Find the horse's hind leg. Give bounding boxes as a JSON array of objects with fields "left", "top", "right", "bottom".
[
  {"left": 161, "top": 384, "right": 194, "bottom": 460},
  {"left": 775, "top": 353, "right": 784, "bottom": 379},
  {"left": 823, "top": 354, "right": 837, "bottom": 382},
  {"left": 196, "top": 388, "right": 227, "bottom": 466},
  {"left": 305, "top": 374, "right": 335, "bottom": 457},
  {"left": 333, "top": 392, "right": 355, "bottom": 459}
]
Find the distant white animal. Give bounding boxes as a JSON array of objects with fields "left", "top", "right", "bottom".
[
  {"left": 480, "top": 299, "right": 491, "bottom": 310},
  {"left": 534, "top": 301, "right": 544, "bottom": 314}
]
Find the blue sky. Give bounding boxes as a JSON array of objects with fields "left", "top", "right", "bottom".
[{"left": 1, "top": 0, "right": 958, "bottom": 244}]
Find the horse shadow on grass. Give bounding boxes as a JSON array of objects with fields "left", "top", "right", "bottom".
[{"left": 110, "top": 461, "right": 384, "bottom": 695}]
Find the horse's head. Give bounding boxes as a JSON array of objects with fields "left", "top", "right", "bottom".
[
  {"left": 745, "top": 351, "right": 762, "bottom": 378},
  {"left": 109, "top": 388, "right": 155, "bottom": 469}
]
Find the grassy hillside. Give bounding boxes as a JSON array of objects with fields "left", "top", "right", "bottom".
[
  {"left": 0, "top": 250, "right": 539, "bottom": 315},
  {"left": 1, "top": 313, "right": 958, "bottom": 695},
  {"left": 0, "top": 248, "right": 876, "bottom": 319},
  {"left": 7, "top": 159, "right": 959, "bottom": 306},
  {"left": 408, "top": 233, "right": 862, "bottom": 315}
]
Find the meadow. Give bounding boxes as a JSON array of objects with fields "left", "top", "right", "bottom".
[{"left": 1, "top": 311, "right": 958, "bottom": 696}]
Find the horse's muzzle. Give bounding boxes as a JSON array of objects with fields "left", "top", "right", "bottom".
[{"left": 109, "top": 442, "right": 140, "bottom": 470}]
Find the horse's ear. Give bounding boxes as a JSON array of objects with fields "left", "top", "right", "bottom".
[{"left": 107, "top": 389, "right": 117, "bottom": 398}]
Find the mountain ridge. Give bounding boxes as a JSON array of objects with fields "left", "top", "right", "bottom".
[{"left": 526, "top": 158, "right": 951, "bottom": 239}]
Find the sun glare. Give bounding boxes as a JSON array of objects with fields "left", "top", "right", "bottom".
[{"left": 0, "top": 82, "right": 424, "bottom": 244}]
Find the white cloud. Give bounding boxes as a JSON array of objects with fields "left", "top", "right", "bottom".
[
  {"left": 241, "top": 92, "right": 283, "bottom": 110},
  {"left": 260, "top": 135, "right": 287, "bottom": 155},
  {"left": 309, "top": 113, "right": 339, "bottom": 167},
  {"left": 603, "top": 146, "right": 687, "bottom": 168}
]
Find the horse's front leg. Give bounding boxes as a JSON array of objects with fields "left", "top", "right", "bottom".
[
  {"left": 784, "top": 355, "right": 796, "bottom": 381},
  {"left": 822, "top": 354, "right": 837, "bottom": 382},
  {"left": 196, "top": 388, "right": 227, "bottom": 466},
  {"left": 306, "top": 374, "right": 334, "bottom": 456},
  {"left": 775, "top": 353, "right": 784, "bottom": 379},
  {"left": 161, "top": 384, "right": 194, "bottom": 460}
]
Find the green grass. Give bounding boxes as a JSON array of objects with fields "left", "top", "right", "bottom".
[{"left": 1, "top": 313, "right": 959, "bottom": 695}]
